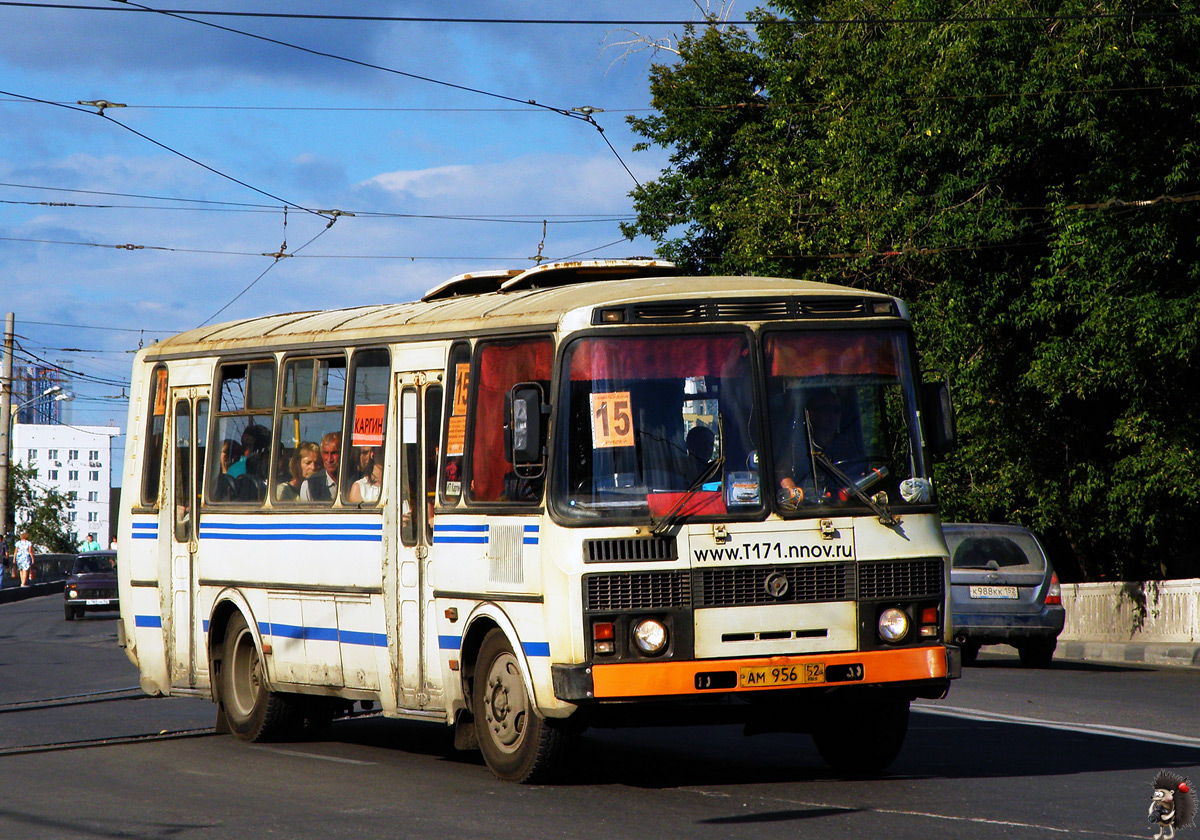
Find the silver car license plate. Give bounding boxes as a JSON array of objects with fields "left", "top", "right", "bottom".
[{"left": 969, "top": 585, "right": 1018, "bottom": 599}]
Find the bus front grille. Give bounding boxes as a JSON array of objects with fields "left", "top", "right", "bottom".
[
  {"left": 857, "top": 558, "right": 944, "bottom": 600},
  {"left": 697, "top": 562, "right": 854, "bottom": 607},
  {"left": 584, "top": 537, "right": 678, "bottom": 563},
  {"left": 584, "top": 571, "right": 691, "bottom": 611}
]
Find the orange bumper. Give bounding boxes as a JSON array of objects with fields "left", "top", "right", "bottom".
[{"left": 589, "top": 646, "right": 949, "bottom": 699}]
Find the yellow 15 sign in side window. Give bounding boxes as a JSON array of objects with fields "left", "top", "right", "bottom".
[{"left": 590, "top": 391, "right": 634, "bottom": 449}]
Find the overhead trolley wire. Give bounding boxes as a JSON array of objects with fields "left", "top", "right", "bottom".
[
  {"left": 110, "top": 0, "right": 642, "bottom": 186},
  {"left": 0, "top": 2, "right": 1186, "bottom": 26},
  {"left": 0, "top": 90, "right": 333, "bottom": 221}
]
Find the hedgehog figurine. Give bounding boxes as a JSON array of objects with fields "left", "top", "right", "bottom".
[{"left": 1150, "top": 770, "right": 1196, "bottom": 840}]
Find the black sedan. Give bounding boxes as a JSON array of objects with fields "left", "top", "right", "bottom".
[{"left": 63, "top": 551, "right": 118, "bottom": 620}]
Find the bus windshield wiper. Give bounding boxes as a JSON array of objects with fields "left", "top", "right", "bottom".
[
  {"left": 651, "top": 455, "right": 725, "bottom": 535},
  {"left": 809, "top": 449, "right": 897, "bottom": 527}
]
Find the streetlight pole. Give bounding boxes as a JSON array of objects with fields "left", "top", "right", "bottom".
[{"left": 0, "top": 312, "right": 13, "bottom": 550}]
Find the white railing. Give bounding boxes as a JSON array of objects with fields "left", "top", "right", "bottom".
[{"left": 1060, "top": 579, "right": 1200, "bottom": 644}]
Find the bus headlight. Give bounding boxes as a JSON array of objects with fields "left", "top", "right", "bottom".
[
  {"left": 631, "top": 618, "right": 669, "bottom": 655},
  {"left": 878, "top": 608, "right": 909, "bottom": 643}
]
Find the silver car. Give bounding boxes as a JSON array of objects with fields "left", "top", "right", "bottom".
[{"left": 944, "top": 523, "right": 1065, "bottom": 667}]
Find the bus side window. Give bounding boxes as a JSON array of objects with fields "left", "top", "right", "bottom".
[
  {"left": 141, "top": 365, "right": 168, "bottom": 507},
  {"left": 275, "top": 355, "right": 345, "bottom": 504},
  {"left": 209, "top": 360, "right": 276, "bottom": 505},
  {"left": 400, "top": 387, "right": 419, "bottom": 545},
  {"left": 424, "top": 385, "right": 442, "bottom": 541},
  {"left": 440, "top": 342, "right": 470, "bottom": 506},
  {"left": 468, "top": 337, "right": 553, "bottom": 504},
  {"left": 342, "top": 349, "right": 390, "bottom": 506}
]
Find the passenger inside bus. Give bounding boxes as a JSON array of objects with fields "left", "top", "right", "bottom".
[
  {"left": 277, "top": 442, "right": 318, "bottom": 501},
  {"left": 684, "top": 424, "right": 716, "bottom": 482},
  {"left": 214, "top": 438, "right": 242, "bottom": 501},
  {"left": 230, "top": 423, "right": 271, "bottom": 502},
  {"left": 348, "top": 446, "right": 384, "bottom": 504},
  {"left": 301, "top": 432, "right": 341, "bottom": 501}
]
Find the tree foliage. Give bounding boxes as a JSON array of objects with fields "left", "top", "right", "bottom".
[
  {"left": 5, "top": 462, "right": 78, "bottom": 553},
  {"left": 625, "top": 2, "right": 1200, "bottom": 580}
]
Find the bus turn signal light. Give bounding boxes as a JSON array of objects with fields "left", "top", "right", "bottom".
[{"left": 593, "top": 621, "right": 615, "bottom": 655}]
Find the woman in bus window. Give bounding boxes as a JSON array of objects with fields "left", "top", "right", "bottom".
[
  {"left": 348, "top": 446, "right": 384, "bottom": 504},
  {"left": 277, "top": 442, "right": 319, "bottom": 502}
]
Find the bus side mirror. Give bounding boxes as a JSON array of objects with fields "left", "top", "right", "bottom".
[
  {"left": 922, "top": 376, "right": 957, "bottom": 455},
  {"left": 505, "top": 383, "right": 548, "bottom": 471}
]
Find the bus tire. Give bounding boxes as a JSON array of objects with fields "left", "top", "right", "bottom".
[
  {"left": 219, "top": 612, "right": 299, "bottom": 742},
  {"left": 811, "top": 694, "right": 909, "bottom": 775},
  {"left": 472, "top": 629, "right": 568, "bottom": 783}
]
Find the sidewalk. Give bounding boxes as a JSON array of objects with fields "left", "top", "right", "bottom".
[{"left": 1055, "top": 640, "right": 1200, "bottom": 669}]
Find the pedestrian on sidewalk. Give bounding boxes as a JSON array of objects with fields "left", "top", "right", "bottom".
[
  {"left": 84, "top": 532, "right": 101, "bottom": 552},
  {"left": 14, "top": 532, "right": 35, "bottom": 587}
]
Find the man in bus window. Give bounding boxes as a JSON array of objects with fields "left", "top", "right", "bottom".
[{"left": 301, "top": 432, "right": 341, "bottom": 501}]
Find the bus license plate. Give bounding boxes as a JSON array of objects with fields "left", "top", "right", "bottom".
[
  {"left": 969, "top": 585, "right": 1018, "bottom": 599},
  {"left": 738, "top": 662, "right": 825, "bottom": 688}
]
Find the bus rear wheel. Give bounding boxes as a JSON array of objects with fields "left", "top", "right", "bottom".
[
  {"left": 811, "top": 694, "right": 909, "bottom": 775},
  {"left": 472, "top": 629, "right": 568, "bottom": 783},
  {"left": 219, "top": 612, "right": 299, "bottom": 742}
]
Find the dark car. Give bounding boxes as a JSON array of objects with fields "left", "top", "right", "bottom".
[
  {"left": 944, "top": 523, "right": 1065, "bottom": 667},
  {"left": 63, "top": 551, "right": 118, "bottom": 620}
]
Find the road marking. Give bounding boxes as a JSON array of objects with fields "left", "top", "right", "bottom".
[
  {"left": 248, "top": 745, "right": 377, "bottom": 765},
  {"left": 689, "top": 789, "right": 1133, "bottom": 837},
  {"left": 914, "top": 702, "right": 1200, "bottom": 749}
]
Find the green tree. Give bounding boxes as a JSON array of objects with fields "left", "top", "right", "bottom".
[
  {"left": 5, "top": 462, "right": 78, "bottom": 553},
  {"left": 625, "top": 2, "right": 1200, "bottom": 580}
]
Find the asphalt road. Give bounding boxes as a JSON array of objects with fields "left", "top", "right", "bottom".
[{"left": 2, "top": 594, "right": 1197, "bottom": 839}]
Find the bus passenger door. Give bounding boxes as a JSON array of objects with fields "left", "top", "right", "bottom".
[
  {"left": 395, "top": 373, "right": 442, "bottom": 709},
  {"left": 168, "top": 388, "right": 209, "bottom": 689}
]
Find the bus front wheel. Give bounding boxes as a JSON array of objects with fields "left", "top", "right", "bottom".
[
  {"left": 219, "top": 612, "right": 298, "bottom": 742},
  {"left": 472, "top": 629, "right": 568, "bottom": 783}
]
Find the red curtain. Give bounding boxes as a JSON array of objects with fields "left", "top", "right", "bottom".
[
  {"left": 471, "top": 339, "right": 554, "bottom": 501},
  {"left": 568, "top": 335, "right": 749, "bottom": 381},
  {"left": 765, "top": 331, "right": 901, "bottom": 378}
]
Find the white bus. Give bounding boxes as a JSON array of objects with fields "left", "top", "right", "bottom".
[{"left": 117, "top": 259, "right": 960, "bottom": 782}]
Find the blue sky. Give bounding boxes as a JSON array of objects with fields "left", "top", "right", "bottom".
[{"left": 1, "top": 1, "right": 743, "bottom": 466}]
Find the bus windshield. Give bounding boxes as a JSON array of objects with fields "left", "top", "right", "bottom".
[
  {"left": 763, "top": 327, "right": 930, "bottom": 515},
  {"left": 555, "top": 327, "right": 933, "bottom": 523},
  {"left": 556, "top": 332, "right": 758, "bottom": 521}
]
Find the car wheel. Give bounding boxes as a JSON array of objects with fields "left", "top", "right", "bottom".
[
  {"left": 218, "top": 612, "right": 300, "bottom": 741},
  {"left": 1018, "top": 639, "right": 1056, "bottom": 668},
  {"left": 811, "top": 694, "right": 909, "bottom": 775},
  {"left": 64, "top": 603, "right": 76, "bottom": 621},
  {"left": 959, "top": 641, "right": 980, "bottom": 666}
]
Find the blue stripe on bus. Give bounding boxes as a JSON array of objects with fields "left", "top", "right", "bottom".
[
  {"left": 199, "top": 522, "right": 383, "bottom": 542},
  {"left": 200, "top": 533, "right": 383, "bottom": 542},
  {"left": 135, "top": 614, "right": 162, "bottom": 628},
  {"left": 432, "top": 523, "right": 540, "bottom": 545},
  {"left": 437, "top": 636, "right": 549, "bottom": 657},
  {"left": 132, "top": 521, "right": 157, "bottom": 530},
  {"left": 258, "top": 622, "right": 388, "bottom": 648},
  {"left": 131, "top": 532, "right": 157, "bottom": 540},
  {"left": 202, "top": 521, "right": 383, "bottom": 531}
]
